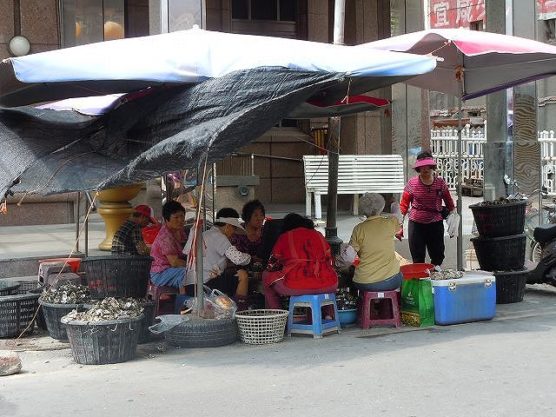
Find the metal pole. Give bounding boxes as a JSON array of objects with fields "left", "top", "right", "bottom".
[
  {"left": 325, "top": 0, "right": 345, "bottom": 255},
  {"left": 85, "top": 193, "right": 89, "bottom": 257},
  {"left": 75, "top": 192, "right": 80, "bottom": 253},
  {"left": 456, "top": 96, "right": 463, "bottom": 270},
  {"left": 195, "top": 159, "right": 209, "bottom": 315}
]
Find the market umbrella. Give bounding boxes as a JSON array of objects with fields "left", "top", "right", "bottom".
[
  {"left": 361, "top": 28, "right": 556, "bottom": 269},
  {"left": 0, "top": 28, "right": 436, "bottom": 197}
]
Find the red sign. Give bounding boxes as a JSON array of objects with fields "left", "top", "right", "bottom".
[
  {"left": 538, "top": 0, "right": 556, "bottom": 19},
  {"left": 429, "top": 0, "right": 485, "bottom": 29}
]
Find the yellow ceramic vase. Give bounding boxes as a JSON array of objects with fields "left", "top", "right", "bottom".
[{"left": 97, "top": 183, "right": 143, "bottom": 251}]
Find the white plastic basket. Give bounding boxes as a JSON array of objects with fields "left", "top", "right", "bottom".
[{"left": 235, "top": 309, "right": 289, "bottom": 345}]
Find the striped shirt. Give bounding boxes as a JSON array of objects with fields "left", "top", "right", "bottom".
[{"left": 400, "top": 175, "right": 455, "bottom": 224}]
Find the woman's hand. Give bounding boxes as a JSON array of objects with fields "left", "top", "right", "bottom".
[
  {"left": 395, "top": 226, "right": 404, "bottom": 241},
  {"left": 166, "top": 254, "right": 186, "bottom": 268}
]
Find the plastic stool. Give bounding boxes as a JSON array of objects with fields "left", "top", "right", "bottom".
[
  {"left": 287, "top": 293, "right": 341, "bottom": 338},
  {"left": 147, "top": 283, "right": 179, "bottom": 316},
  {"left": 358, "top": 290, "right": 401, "bottom": 329}
]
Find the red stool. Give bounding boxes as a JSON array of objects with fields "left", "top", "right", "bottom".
[
  {"left": 357, "top": 290, "right": 401, "bottom": 329},
  {"left": 147, "top": 283, "right": 179, "bottom": 316}
]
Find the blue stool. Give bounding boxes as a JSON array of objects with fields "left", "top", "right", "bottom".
[{"left": 287, "top": 293, "right": 341, "bottom": 338}]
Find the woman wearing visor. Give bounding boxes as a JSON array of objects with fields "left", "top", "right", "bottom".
[{"left": 399, "top": 151, "right": 455, "bottom": 267}]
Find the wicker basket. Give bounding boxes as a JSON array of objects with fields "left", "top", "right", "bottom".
[
  {"left": 0, "top": 280, "right": 21, "bottom": 296},
  {"left": 81, "top": 255, "right": 153, "bottom": 299},
  {"left": 0, "top": 293, "right": 40, "bottom": 338},
  {"left": 469, "top": 200, "right": 526, "bottom": 238},
  {"left": 235, "top": 309, "right": 289, "bottom": 345},
  {"left": 471, "top": 234, "right": 526, "bottom": 271},
  {"left": 64, "top": 316, "right": 143, "bottom": 365},
  {"left": 493, "top": 269, "right": 529, "bottom": 304}
]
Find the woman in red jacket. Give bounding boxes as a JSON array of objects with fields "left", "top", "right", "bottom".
[{"left": 263, "top": 213, "right": 338, "bottom": 309}]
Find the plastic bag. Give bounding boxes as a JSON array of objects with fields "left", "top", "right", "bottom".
[
  {"left": 148, "top": 315, "right": 189, "bottom": 334},
  {"left": 185, "top": 286, "right": 237, "bottom": 319},
  {"left": 401, "top": 278, "right": 434, "bottom": 327},
  {"left": 335, "top": 243, "right": 358, "bottom": 270},
  {"left": 445, "top": 212, "right": 460, "bottom": 238}
]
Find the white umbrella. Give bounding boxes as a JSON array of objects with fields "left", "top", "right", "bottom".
[{"left": 361, "top": 28, "right": 556, "bottom": 269}]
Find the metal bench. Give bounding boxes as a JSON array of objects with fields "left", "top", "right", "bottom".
[{"left": 303, "top": 154, "right": 405, "bottom": 219}]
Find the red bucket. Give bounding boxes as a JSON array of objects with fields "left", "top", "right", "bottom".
[
  {"left": 39, "top": 257, "right": 82, "bottom": 273},
  {"left": 400, "top": 263, "right": 434, "bottom": 279}
]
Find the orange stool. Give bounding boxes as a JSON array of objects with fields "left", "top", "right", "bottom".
[
  {"left": 147, "top": 283, "right": 179, "bottom": 316},
  {"left": 357, "top": 290, "right": 401, "bottom": 329}
]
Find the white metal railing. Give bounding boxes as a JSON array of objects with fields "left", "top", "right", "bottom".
[{"left": 431, "top": 127, "right": 556, "bottom": 194}]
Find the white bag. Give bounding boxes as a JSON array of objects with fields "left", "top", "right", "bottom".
[{"left": 446, "top": 212, "right": 460, "bottom": 238}]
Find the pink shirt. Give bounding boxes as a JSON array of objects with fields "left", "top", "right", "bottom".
[
  {"left": 150, "top": 224, "right": 187, "bottom": 273},
  {"left": 400, "top": 175, "right": 455, "bottom": 224}
]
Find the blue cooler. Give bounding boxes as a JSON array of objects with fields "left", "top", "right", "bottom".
[{"left": 431, "top": 272, "right": 496, "bottom": 325}]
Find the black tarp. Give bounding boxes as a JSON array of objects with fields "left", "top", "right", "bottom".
[{"left": 0, "top": 68, "right": 345, "bottom": 197}]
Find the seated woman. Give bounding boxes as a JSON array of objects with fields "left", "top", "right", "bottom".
[
  {"left": 263, "top": 213, "right": 338, "bottom": 309},
  {"left": 231, "top": 199, "right": 265, "bottom": 261},
  {"left": 349, "top": 193, "right": 402, "bottom": 292},
  {"left": 182, "top": 208, "right": 250, "bottom": 309},
  {"left": 150, "top": 201, "right": 188, "bottom": 288}
]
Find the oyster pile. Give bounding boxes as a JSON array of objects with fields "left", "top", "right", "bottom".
[
  {"left": 40, "top": 283, "right": 89, "bottom": 304},
  {"left": 429, "top": 269, "right": 464, "bottom": 281},
  {"left": 62, "top": 297, "right": 144, "bottom": 322}
]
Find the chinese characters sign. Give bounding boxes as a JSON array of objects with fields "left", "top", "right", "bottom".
[{"left": 429, "top": 0, "right": 485, "bottom": 29}]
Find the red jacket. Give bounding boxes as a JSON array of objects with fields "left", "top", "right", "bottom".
[{"left": 270, "top": 227, "right": 338, "bottom": 290}]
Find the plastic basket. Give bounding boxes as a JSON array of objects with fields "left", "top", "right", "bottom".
[
  {"left": 39, "top": 300, "right": 83, "bottom": 341},
  {"left": 138, "top": 300, "right": 156, "bottom": 344},
  {"left": 493, "top": 269, "right": 528, "bottom": 304},
  {"left": 400, "top": 263, "right": 434, "bottom": 279},
  {"left": 17, "top": 282, "right": 47, "bottom": 330},
  {"left": 64, "top": 316, "right": 143, "bottom": 365},
  {"left": 39, "top": 257, "right": 82, "bottom": 273},
  {"left": 469, "top": 200, "right": 526, "bottom": 238},
  {"left": 235, "top": 309, "right": 289, "bottom": 345},
  {"left": 471, "top": 234, "right": 526, "bottom": 271},
  {"left": 0, "top": 280, "right": 21, "bottom": 296},
  {"left": 82, "top": 255, "right": 153, "bottom": 299},
  {"left": 0, "top": 293, "right": 40, "bottom": 338}
]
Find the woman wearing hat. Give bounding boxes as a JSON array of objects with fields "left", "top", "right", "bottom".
[
  {"left": 399, "top": 150, "right": 455, "bottom": 266},
  {"left": 182, "top": 207, "right": 251, "bottom": 309}
]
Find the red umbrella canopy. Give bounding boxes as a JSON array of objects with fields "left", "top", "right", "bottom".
[{"left": 360, "top": 28, "right": 556, "bottom": 100}]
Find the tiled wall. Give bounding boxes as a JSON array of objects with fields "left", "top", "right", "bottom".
[{"left": 0, "top": 0, "right": 59, "bottom": 60}]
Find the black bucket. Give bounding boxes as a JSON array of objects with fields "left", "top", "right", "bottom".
[
  {"left": 493, "top": 269, "right": 529, "bottom": 304},
  {"left": 138, "top": 300, "right": 156, "bottom": 344},
  {"left": 39, "top": 300, "right": 84, "bottom": 341},
  {"left": 471, "top": 234, "right": 526, "bottom": 271},
  {"left": 64, "top": 316, "right": 143, "bottom": 365}
]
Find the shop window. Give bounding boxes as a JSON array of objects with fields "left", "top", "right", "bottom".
[
  {"left": 470, "top": 20, "right": 483, "bottom": 31},
  {"left": 232, "top": 0, "right": 297, "bottom": 21},
  {"left": 60, "top": 0, "right": 125, "bottom": 47},
  {"left": 545, "top": 19, "right": 556, "bottom": 42}
]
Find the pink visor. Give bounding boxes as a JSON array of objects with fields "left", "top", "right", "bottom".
[{"left": 413, "top": 158, "right": 437, "bottom": 169}]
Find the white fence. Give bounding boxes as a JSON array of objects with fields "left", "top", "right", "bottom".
[{"left": 431, "top": 127, "right": 556, "bottom": 194}]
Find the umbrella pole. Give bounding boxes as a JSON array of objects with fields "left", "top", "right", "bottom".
[
  {"left": 195, "top": 158, "right": 209, "bottom": 315},
  {"left": 456, "top": 96, "right": 463, "bottom": 270}
]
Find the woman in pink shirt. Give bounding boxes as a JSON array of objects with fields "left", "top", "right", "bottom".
[
  {"left": 399, "top": 151, "right": 455, "bottom": 266},
  {"left": 150, "top": 201, "right": 188, "bottom": 288}
]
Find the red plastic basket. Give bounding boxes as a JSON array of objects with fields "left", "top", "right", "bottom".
[
  {"left": 400, "top": 263, "right": 434, "bottom": 279},
  {"left": 39, "top": 257, "right": 82, "bottom": 273}
]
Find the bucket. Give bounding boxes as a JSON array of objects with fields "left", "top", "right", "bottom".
[
  {"left": 64, "top": 316, "right": 143, "bottom": 365},
  {"left": 39, "top": 257, "right": 82, "bottom": 273},
  {"left": 400, "top": 263, "right": 434, "bottom": 279},
  {"left": 39, "top": 300, "right": 83, "bottom": 341}
]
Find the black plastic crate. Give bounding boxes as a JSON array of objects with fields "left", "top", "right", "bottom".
[
  {"left": 82, "top": 255, "right": 152, "bottom": 299},
  {"left": 0, "top": 293, "right": 40, "bottom": 338}
]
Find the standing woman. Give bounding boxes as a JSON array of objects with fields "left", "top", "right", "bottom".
[{"left": 399, "top": 151, "right": 455, "bottom": 266}]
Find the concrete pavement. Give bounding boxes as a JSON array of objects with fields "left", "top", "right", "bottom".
[{"left": 1, "top": 285, "right": 556, "bottom": 417}]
